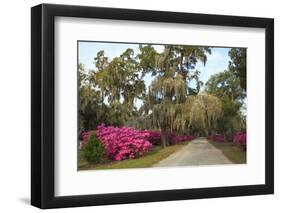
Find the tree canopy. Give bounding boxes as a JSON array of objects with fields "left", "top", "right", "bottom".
[
  {"left": 78, "top": 44, "right": 246, "bottom": 147},
  {"left": 228, "top": 48, "right": 246, "bottom": 90}
]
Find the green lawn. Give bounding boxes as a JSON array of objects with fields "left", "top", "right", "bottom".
[
  {"left": 208, "top": 140, "right": 246, "bottom": 164},
  {"left": 78, "top": 141, "right": 190, "bottom": 170}
]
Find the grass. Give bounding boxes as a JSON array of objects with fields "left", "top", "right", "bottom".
[
  {"left": 208, "top": 140, "right": 246, "bottom": 164},
  {"left": 78, "top": 141, "right": 190, "bottom": 170}
]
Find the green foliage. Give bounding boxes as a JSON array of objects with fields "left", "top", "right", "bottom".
[
  {"left": 78, "top": 44, "right": 246, "bottom": 147},
  {"left": 142, "top": 45, "right": 212, "bottom": 144},
  {"left": 134, "top": 45, "right": 213, "bottom": 145},
  {"left": 205, "top": 70, "right": 245, "bottom": 101},
  {"left": 79, "top": 48, "right": 146, "bottom": 130},
  {"left": 205, "top": 67, "right": 246, "bottom": 138},
  {"left": 138, "top": 45, "right": 159, "bottom": 75},
  {"left": 83, "top": 134, "right": 105, "bottom": 163},
  {"left": 216, "top": 99, "right": 242, "bottom": 136},
  {"left": 94, "top": 50, "right": 109, "bottom": 71},
  {"left": 188, "top": 94, "right": 222, "bottom": 135},
  {"left": 78, "top": 64, "right": 105, "bottom": 131},
  {"left": 228, "top": 48, "right": 246, "bottom": 90}
]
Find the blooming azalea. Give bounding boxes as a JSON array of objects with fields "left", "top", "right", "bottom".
[{"left": 82, "top": 125, "right": 194, "bottom": 161}]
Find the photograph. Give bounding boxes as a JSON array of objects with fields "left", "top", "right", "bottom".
[
  {"left": 77, "top": 41, "right": 247, "bottom": 170},
  {"left": 29, "top": 3, "right": 274, "bottom": 209}
]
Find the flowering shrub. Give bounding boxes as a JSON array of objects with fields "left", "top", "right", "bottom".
[
  {"left": 208, "top": 132, "right": 247, "bottom": 150},
  {"left": 234, "top": 132, "right": 247, "bottom": 149},
  {"left": 95, "top": 124, "right": 152, "bottom": 161},
  {"left": 82, "top": 125, "right": 194, "bottom": 161},
  {"left": 139, "top": 130, "right": 193, "bottom": 145},
  {"left": 207, "top": 134, "right": 225, "bottom": 143},
  {"left": 168, "top": 132, "right": 193, "bottom": 145},
  {"left": 139, "top": 130, "right": 162, "bottom": 145}
]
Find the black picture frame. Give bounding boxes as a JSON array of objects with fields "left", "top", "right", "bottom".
[{"left": 31, "top": 3, "right": 274, "bottom": 209}]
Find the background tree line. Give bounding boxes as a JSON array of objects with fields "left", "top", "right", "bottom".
[{"left": 79, "top": 45, "right": 246, "bottom": 147}]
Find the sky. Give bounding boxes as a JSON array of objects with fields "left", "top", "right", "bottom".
[{"left": 78, "top": 41, "right": 231, "bottom": 107}]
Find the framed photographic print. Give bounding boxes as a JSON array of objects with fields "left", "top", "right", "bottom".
[{"left": 31, "top": 3, "right": 274, "bottom": 209}]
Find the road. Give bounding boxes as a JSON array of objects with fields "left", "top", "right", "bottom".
[{"left": 153, "top": 137, "right": 233, "bottom": 167}]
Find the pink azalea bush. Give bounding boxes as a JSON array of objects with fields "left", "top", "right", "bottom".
[
  {"left": 208, "top": 132, "right": 247, "bottom": 150},
  {"left": 168, "top": 132, "right": 193, "bottom": 145},
  {"left": 81, "top": 125, "right": 194, "bottom": 161},
  {"left": 207, "top": 134, "right": 225, "bottom": 142},
  {"left": 139, "top": 130, "right": 162, "bottom": 145},
  {"left": 139, "top": 130, "right": 193, "bottom": 145},
  {"left": 95, "top": 124, "right": 152, "bottom": 161},
  {"left": 234, "top": 132, "right": 247, "bottom": 148}
]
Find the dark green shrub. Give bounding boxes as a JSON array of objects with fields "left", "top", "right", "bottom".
[{"left": 83, "top": 134, "right": 105, "bottom": 163}]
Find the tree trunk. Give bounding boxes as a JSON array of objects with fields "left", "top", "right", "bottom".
[
  {"left": 161, "top": 128, "right": 169, "bottom": 148},
  {"left": 204, "top": 129, "right": 209, "bottom": 137}
]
